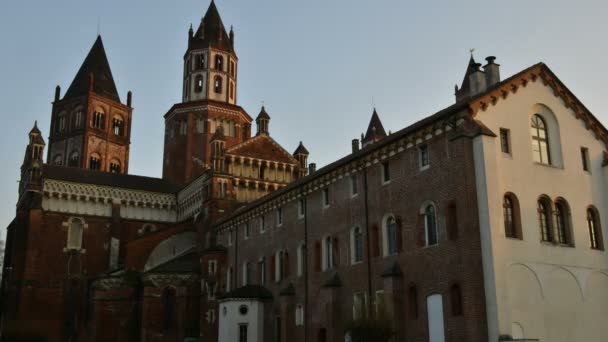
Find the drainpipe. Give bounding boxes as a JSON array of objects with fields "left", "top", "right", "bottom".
[
  {"left": 363, "top": 166, "right": 373, "bottom": 315},
  {"left": 303, "top": 195, "right": 309, "bottom": 342}
]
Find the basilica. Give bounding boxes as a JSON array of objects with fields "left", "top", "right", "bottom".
[{"left": 2, "top": 1, "right": 608, "bottom": 342}]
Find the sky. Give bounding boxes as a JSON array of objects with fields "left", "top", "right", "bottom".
[{"left": 0, "top": 0, "right": 607, "bottom": 234}]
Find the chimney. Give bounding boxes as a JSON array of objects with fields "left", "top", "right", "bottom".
[
  {"left": 483, "top": 56, "right": 500, "bottom": 87},
  {"left": 308, "top": 163, "right": 316, "bottom": 174},
  {"left": 127, "top": 91, "right": 133, "bottom": 107},
  {"left": 352, "top": 139, "right": 360, "bottom": 153},
  {"left": 468, "top": 63, "right": 487, "bottom": 97},
  {"left": 54, "top": 85, "right": 61, "bottom": 102}
]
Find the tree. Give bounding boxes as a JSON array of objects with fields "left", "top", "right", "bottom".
[{"left": 346, "top": 295, "right": 395, "bottom": 342}]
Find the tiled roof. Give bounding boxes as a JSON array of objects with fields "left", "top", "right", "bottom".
[
  {"left": 221, "top": 285, "right": 273, "bottom": 301},
  {"left": 145, "top": 251, "right": 200, "bottom": 274},
  {"left": 64, "top": 36, "right": 121, "bottom": 103},
  {"left": 226, "top": 135, "right": 298, "bottom": 164},
  {"left": 189, "top": 1, "right": 234, "bottom": 53},
  {"left": 43, "top": 165, "right": 181, "bottom": 194},
  {"left": 362, "top": 109, "right": 387, "bottom": 144}
]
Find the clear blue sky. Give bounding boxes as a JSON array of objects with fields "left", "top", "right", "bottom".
[{"left": 1, "top": 0, "right": 607, "bottom": 233}]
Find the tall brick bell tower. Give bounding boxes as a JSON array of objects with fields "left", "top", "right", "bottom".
[
  {"left": 48, "top": 36, "right": 133, "bottom": 174},
  {"left": 163, "top": 0, "right": 253, "bottom": 185}
]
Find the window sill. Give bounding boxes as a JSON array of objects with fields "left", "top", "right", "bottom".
[
  {"left": 382, "top": 180, "right": 391, "bottom": 186},
  {"left": 505, "top": 236, "right": 523, "bottom": 241},
  {"left": 590, "top": 247, "right": 605, "bottom": 252},
  {"left": 351, "top": 260, "right": 363, "bottom": 266},
  {"left": 350, "top": 193, "right": 359, "bottom": 199},
  {"left": 533, "top": 162, "right": 562, "bottom": 170},
  {"left": 419, "top": 165, "right": 430, "bottom": 172},
  {"left": 423, "top": 243, "right": 438, "bottom": 249}
]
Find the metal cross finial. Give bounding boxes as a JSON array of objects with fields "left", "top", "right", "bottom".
[{"left": 469, "top": 48, "right": 475, "bottom": 56}]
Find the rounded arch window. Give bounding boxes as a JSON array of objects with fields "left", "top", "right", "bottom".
[
  {"left": 194, "top": 74, "right": 203, "bottom": 93},
  {"left": 503, "top": 193, "right": 522, "bottom": 239},
  {"left": 554, "top": 199, "right": 572, "bottom": 245},
  {"left": 68, "top": 151, "right": 79, "bottom": 167},
  {"left": 89, "top": 153, "right": 101, "bottom": 171},
  {"left": 383, "top": 215, "right": 398, "bottom": 256},
  {"left": 537, "top": 196, "right": 554, "bottom": 242},
  {"left": 109, "top": 159, "right": 121, "bottom": 174},
  {"left": 214, "top": 76, "right": 223, "bottom": 94},
  {"left": 422, "top": 203, "right": 438, "bottom": 246},
  {"left": 587, "top": 206, "right": 604, "bottom": 250},
  {"left": 53, "top": 154, "right": 63, "bottom": 166},
  {"left": 92, "top": 109, "right": 105, "bottom": 129},
  {"left": 112, "top": 115, "right": 125, "bottom": 136},
  {"left": 531, "top": 114, "right": 551, "bottom": 165}
]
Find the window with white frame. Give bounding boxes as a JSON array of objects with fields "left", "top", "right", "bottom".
[
  {"left": 244, "top": 222, "right": 251, "bottom": 239},
  {"left": 381, "top": 161, "right": 391, "bottom": 184},
  {"left": 67, "top": 218, "right": 85, "bottom": 251},
  {"left": 275, "top": 250, "right": 285, "bottom": 282},
  {"left": 353, "top": 292, "right": 367, "bottom": 320},
  {"left": 419, "top": 145, "right": 430, "bottom": 169},
  {"left": 260, "top": 215, "right": 266, "bottom": 233},
  {"left": 322, "top": 188, "right": 330, "bottom": 208},
  {"left": 351, "top": 227, "right": 364, "bottom": 264},
  {"left": 383, "top": 215, "right": 398, "bottom": 256},
  {"left": 424, "top": 204, "right": 438, "bottom": 246}
]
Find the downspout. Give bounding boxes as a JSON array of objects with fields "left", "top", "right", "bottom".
[
  {"left": 363, "top": 166, "right": 373, "bottom": 315},
  {"left": 233, "top": 226, "right": 238, "bottom": 289},
  {"left": 303, "top": 195, "right": 309, "bottom": 342}
]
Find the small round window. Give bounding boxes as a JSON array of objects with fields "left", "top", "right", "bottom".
[{"left": 239, "top": 305, "right": 249, "bottom": 316}]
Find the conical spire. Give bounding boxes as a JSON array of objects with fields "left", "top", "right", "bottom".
[
  {"left": 64, "top": 35, "right": 121, "bottom": 103},
  {"left": 293, "top": 141, "right": 309, "bottom": 156},
  {"left": 455, "top": 55, "right": 478, "bottom": 101},
  {"left": 362, "top": 108, "right": 387, "bottom": 147},
  {"left": 189, "top": 1, "right": 234, "bottom": 53}
]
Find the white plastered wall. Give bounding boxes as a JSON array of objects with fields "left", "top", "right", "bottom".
[
  {"left": 218, "top": 300, "right": 264, "bottom": 342},
  {"left": 473, "top": 79, "right": 608, "bottom": 341}
]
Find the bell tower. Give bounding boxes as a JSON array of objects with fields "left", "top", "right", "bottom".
[
  {"left": 183, "top": 0, "right": 238, "bottom": 105},
  {"left": 163, "top": 1, "right": 252, "bottom": 186},
  {"left": 47, "top": 36, "right": 133, "bottom": 174}
]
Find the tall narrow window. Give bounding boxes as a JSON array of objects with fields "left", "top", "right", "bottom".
[
  {"left": 381, "top": 161, "right": 390, "bottom": 184},
  {"left": 92, "top": 111, "right": 105, "bottom": 129},
  {"left": 352, "top": 227, "right": 363, "bottom": 264},
  {"left": 298, "top": 199, "right": 305, "bottom": 218},
  {"left": 239, "top": 324, "right": 248, "bottom": 342},
  {"left": 67, "top": 218, "right": 84, "bottom": 250},
  {"left": 196, "top": 54, "right": 205, "bottom": 70},
  {"left": 260, "top": 215, "right": 266, "bottom": 233},
  {"left": 531, "top": 114, "right": 551, "bottom": 165},
  {"left": 215, "top": 55, "right": 224, "bottom": 71},
  {"left": 350, "top": 174, "right": 358, "bottom": 196},
  {"left": 259, "top": 257, "right": 266, "bottom": 285},
  {"left": 581, "top": 147, "right": 590, "bottom": 171},
  {"left": 230, "top": 83, "right": 235, "bottom": 100},
  {"left": 277, "top": 207, "right": 283, "bottom": 226},
  {"left": 53, "top": 154, "right": 63, "bottom": 166},
  {"left": 555, "top": 200, "right": 571, "bottom": 245},
  {"left": 244, "top": 222, "right": 251, "bottom": 239},
  {"left": 276, "top": 251, "right": 285, "bottom": 282},
  {"left": 322, "top": 188, "right": 330, "bottom": 208},
  {"left": 161, "top": 288, "right": 176, "bottom": 334},
  {"left": 73, "top": 110, "right": 83, "bottom": 128},
  {"left": 194, "top": 75, "right": 203, "bottom": 93},
  {"left": 214, "top": 76, "right": 223, "bottom": 94},
  {"left": 419, "top": 145, "right": 430, "bottom": 169},
  {"left": 58, "top": 113, "right": 67, "bottom": 132},
  {"left": 385, "top": 216, "right": 398, "bottom": 256},
  {"left": 500, "top": 128, "right": 511, "bottom": 154},
  {"left": 230, "top": 61, "right": 236, "bottom": 77},
  {"left": 424, "top": 205, "right": 438, "bottom": 246},
  {"left": 68, "top": 152, "right": 79, "bottom": 167},
  {"left": 295, "top": 304, "right": 304, "bottom": 326},
  {"left": 503, "top": 195, "right": 516, "bottom": 238},
  {"left": 587, "top": 207, "right": 603, "bottom": 250},
  {"left": 323, "top": 236, "right": 333, "bottom": 271},
  {"left": 538, "top": 198, "right": 553, "bottom": 242},
  {"left": 297, "top": 243, "right": 305, "bottom": 277}
]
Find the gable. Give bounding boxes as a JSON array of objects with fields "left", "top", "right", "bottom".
[{"left": 226, "top": 135, "right": 298, "bottom": 164}]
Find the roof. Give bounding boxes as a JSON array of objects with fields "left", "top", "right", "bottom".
[
  {"left": 362, "top": 109, "right": 387, "bottom": 145},
  {"left": 214, "top": 61, "right": 608, "bottom": 228},
  {"left": 256, "top": 106, "right": 270, "bottom": 120},
  {"left": 64, "top": 36, "right": 121, "bottom": 103},
  {"left": 29, "top": 121, "right": 45, "bottom": 145},
  {"left": 189, "top": 1, "right": 234, "bottom": 53},
  {"left": 146, "top": 251, "right": 200, "bottom": 274},
  {"left": 293, "top": 141, "right": 309, "bottom": 155},
  {"left": 226, "top": 135, "right": 299, "bottom": 164},
  {"left": 221, "top": 285, "right": 273, "bottom": 301},
  {"left": 43, "top": 164, "right": 181, "bottom": 193},
  {"left": 163, "top": 99, "right": 252, "bottom": 121}
]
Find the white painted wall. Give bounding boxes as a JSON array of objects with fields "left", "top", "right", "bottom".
[
  {"left": 474, "top": 77, "right": 608, "bottom": 341},
  {"left": 218, "top": 300, "right": 264, "bottom": 342}
]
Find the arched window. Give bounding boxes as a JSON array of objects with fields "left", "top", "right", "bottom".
[
  {"left": 384, "top": 216, "right": 398, "bottom": 256},
  {"left": 89, "top": 154, "right": 101, "bottom": 171},
  {"left": 214, "top": 76, "right": 223, "bottom": 94},
  {"left": 424, "top": 204, "right": 438, "bottom": 246},
  {"left": 109, "top": 160, "right": 121, "bottom": 174},
  {"left": 67, "top": 218, "right": 84, "bottom": 250},
  {"left": 161, "top": 287, "right": 176, "bottom": 334},
  {"left": 531, "top": 114, "right": 551, "bottom": 165},
  {"left": 503, "top": 193, "right": 522, "bottom": 239},
  {"left": 73, "top": 108, "right": 83, "bottom": 129},
  {"left": 194, "top": 74, "right": 203, "bottom": 93},
  {"left": 351, "top": 227, "right": 364, "bottom": 264},
  {"left": 451, "top": 284, "right": 463, "bottom": 316},
  {"left": 57, "top": 112, "right": 67, "bottom": 132},
  {"left": 215, "top": 55, "right": 224, "bottom": 71},
  {"left": 297, "top": 243, "right": 305, "bottom": 276},
  {"left": 68, "top": 151, "right": 79, "bottom": 167},
  {"left": 53, "top": 154, "right": 63, "bottom": 166},
  {"left": 538, "top": 197, "right": 553, "bottom": 242},
  {"left": 196, "top": 54, "right": 205, "bottom": 70},
  {"left": 587, "top": 207, "right": 604, "bottom": 250},
  {"left": 555, "top": 199, "right": 572, "bottom": 245},
  {"left": 275, "top": 250, "right": 285, "bottom": 282},
  {"left": 112, "top": 116, "right": 124, "bottom": 136},
  {"left": 92, "top": 110, "right": 105, "bottom": 129}
]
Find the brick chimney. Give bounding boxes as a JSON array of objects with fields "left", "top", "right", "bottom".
[
  {"left": 308, "top": 163, "right": 317, "bottom": 174},
  {"left": 352, "top": 139, "right": 360, "bottom": 154},
  {"left": 483, "top": 56, "right": 500, "bottom": 87},
  {"left": 468, "top": 63, "right": 487, "bottom": 97}
]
